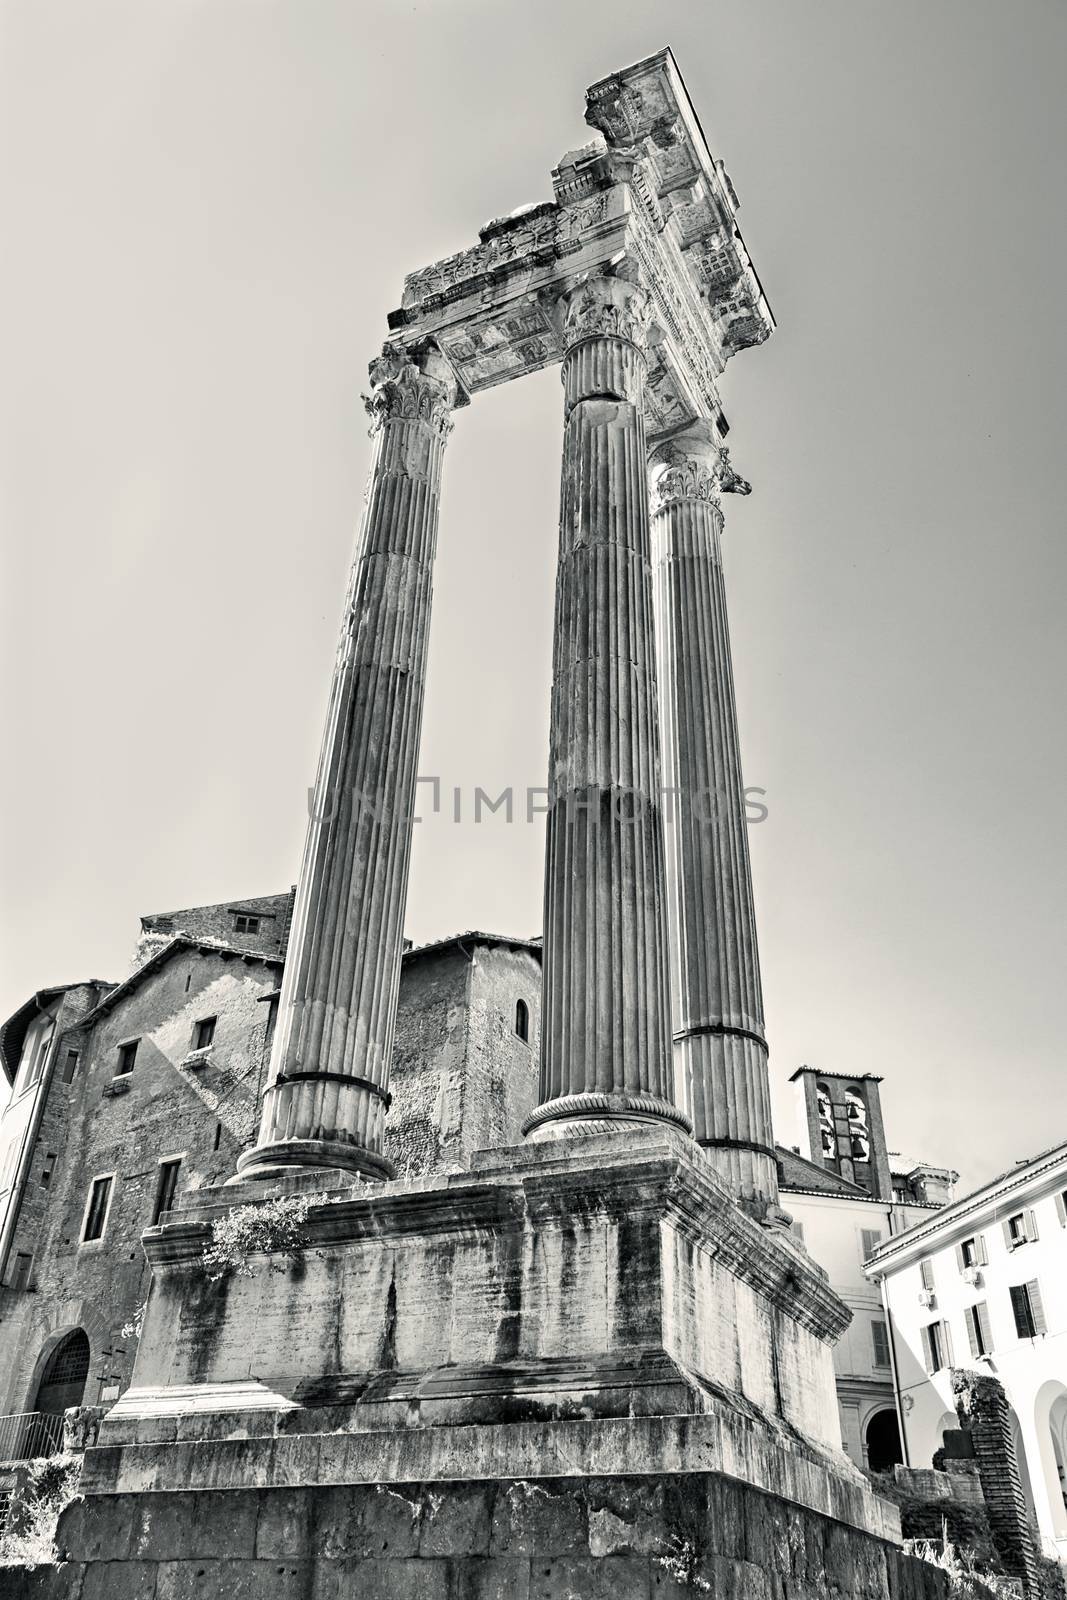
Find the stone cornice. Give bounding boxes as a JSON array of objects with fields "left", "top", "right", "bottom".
[{"left": 143, "top": 1129, "right": 849, "bottom": 1344}]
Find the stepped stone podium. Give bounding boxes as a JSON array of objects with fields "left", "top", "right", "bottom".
[{"left": 36, "top": 50, "right": 951, "bottom": 1600}]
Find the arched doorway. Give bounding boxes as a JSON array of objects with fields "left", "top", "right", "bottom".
[
  {"left": 33, "top": 1329, "right": 90, "bottom": 1416},
  {"left": 1033, "top": 1381, "right": 1067, "bottom": 1539},
  {"left": 866, "top": 1407, "right": 903, "bottom": 1473}
]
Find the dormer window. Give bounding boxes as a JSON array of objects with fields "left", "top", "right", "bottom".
[{"left": 234, "top": 914, "right": 260, "bottom": 935}]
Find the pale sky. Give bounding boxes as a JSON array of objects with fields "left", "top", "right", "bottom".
[{"left": 2, "top": 0, "right": 1064, "bottom": 1192}]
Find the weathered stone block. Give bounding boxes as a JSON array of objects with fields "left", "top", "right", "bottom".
[
  {"left": 254, "top": 1487, "right": 311, "bottom": 1558},
  {"left": 131, "top": 1489, "right": 258, "bottom": 1560},
  {"left": 445, "top": 1555, "right": 533, "bottom": 1600},
  {"left": 530, "top": 1553, "right": 652, "bottom": 1600},
  {"left": 154, "top": 1559, "right": 312, "bottom": 1600},
  {"left": 80, "top": 1559, "right": 161, "bottom": 1600},
  {"left": 490, "top": 1478, "right": 588, "bottom": 1556},
  {"left": 419, "top": 1480, "right": 494, "bottom": 1556}
]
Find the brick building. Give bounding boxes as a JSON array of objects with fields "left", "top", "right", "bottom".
[{"left": 0, "top": 899, "right": 540, "bottom": 1437}]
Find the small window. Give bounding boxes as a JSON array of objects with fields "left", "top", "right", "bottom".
[
  {"left": 1010, "top": 1281, "right": 1047, "bottom": 1340},
  {"left": 1004, "top": 1211, "right": 1036, "bottom": 1250},
  {"left": 9, "top": 1252, "right": 32, "bottom": 1292},
  {"left": 151, "top": 1159, "right": 182, "bottom": 1226},
  {"left": 115, "top": 1040, "right": 139, "bottom": 1077},
  {"left": 1056, "top": 1191, "right": 1067, "bottom": 1228},
  {"left": 919, "top": 1258, "right": 935, "bottom": 1292},
  {"left": 192, "top": 1016, "right": 216, "bottom": 1051},
  {"left": 861, "top": 1228, "right": 883, "bottom": 1260},
  {"left": 61, "top": 1050, "right": 80, "bottom": 1084},
  {"left": 39, "top": 1152, "right": 57, "bottom": 1189},
  {"left": 514, "top": 999, "right": 530, "bottom": 1043},
  {"left": 872, "top": 1319, "right": 891, "bottom": 1369},
  {"left": 965, "top": 1302, "right": 993, "bottom": 1357},
  {"left": 234, "top": 914, "right": 260, "bottom": 935},
  {"left": 82, "top": 1175, "right": 114, "bottom": 1243},
  {"left": 791, "top": 1220, "right": 805, "bottom": 1244}
]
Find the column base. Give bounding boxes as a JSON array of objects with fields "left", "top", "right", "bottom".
[
  {"left": 233, "top": 1137, "right": 395, "bottom": 1185},
  {"left": 522, "top": 1090, "right": 692, "bottom": 1141}
]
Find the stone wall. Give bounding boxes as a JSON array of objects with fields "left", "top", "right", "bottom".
[{"left": 8, "top": 1467, "right": 957, "bottom": 1600}]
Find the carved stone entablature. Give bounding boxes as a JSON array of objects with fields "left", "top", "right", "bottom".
[
  {"left": 585, "top": 50, "right": 774, "bottom": 361},
  {"left": 386, "top": 50, "right": 772, "bottom": 443},
  {"left": 363, "top": 344, "right": 456, "bottom": 438}
]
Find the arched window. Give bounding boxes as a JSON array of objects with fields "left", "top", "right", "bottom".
[
  {"left": 33, "top": 1329, "right": 90, "bottom": 1416},
  {"left": 514, "top": 999, "right": 529, "bottom": 1043},
  {"left": 845, "top": 1088, "right": 870, "bottom": 1162}
]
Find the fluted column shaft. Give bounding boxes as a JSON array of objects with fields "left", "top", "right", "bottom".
[
  {"left": 650, "top": 428, "right": 778, "bottom": 1204},
  {"left": 525, "top": 276, "right": 689, "bottom": 1141},
  {"left": 238, "top": 347, "right": 455, "bottom": 1181}
]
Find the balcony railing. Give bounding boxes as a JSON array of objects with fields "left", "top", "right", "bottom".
[{"left": 0, "top": 1410, "right": 65, "bottom": 1461}]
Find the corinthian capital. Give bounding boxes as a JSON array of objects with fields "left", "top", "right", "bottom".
[
  {"left": 648, "top": 424, "right": 752, "bottom": 514},
  {"left": 561, "top": 275, "right": 652, "bottom": 353},
  {"left": 364, "top": 344, "right": 457, "bottom": 438}
]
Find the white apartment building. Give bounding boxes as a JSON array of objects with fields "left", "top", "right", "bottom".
[{"left": 866, "top": 1138, "right": 1067, "bottom": 1564}]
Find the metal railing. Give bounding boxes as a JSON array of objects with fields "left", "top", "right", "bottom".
[{"left": 0, "top": 1410, "right": 64, "bottom": 1462}]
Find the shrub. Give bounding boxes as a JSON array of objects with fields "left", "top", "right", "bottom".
[
  {"left": 0, "top": 1453, "right": 80, "bottom": 1570},
  {"left": 202, "top": 1193, "right": 315, "bottom": 1280}
]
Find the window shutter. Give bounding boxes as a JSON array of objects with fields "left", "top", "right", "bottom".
[
  {"left": 941, "top": 1319, "right": 954, "bottom": 1367},
  {"left": 977, "top": 1302, "right": 993, "bottom": 1355},
  {"left": 1002, "top": 1219, "right": 1015, "bottom": 1251},
  {"left": 1025, "top": 1210, "right": 1039, "bottom": 1243},
  {"left": 965, "top": 1308, "right": 980, "bottom": 1359},
  {"left": 921, "top": 1325, "right": 936, "bottom": 1374},
  {"left": 1010, "top": 1284, "right": 1031, "bottom": 1339},
  {"left": 792, "top": 1221, "right": 805, "bottom": 1244},
  {"left": 920, "top": 1258, "right": 935, "bottom": 1291},
  {"left": 861, "top": 1229, "right": 882, "bottom": 1259},
  {"left": 1055, "top": 1192, "right": 1067, "bottom": 1227},
  {"left": 872, "top": 1320, "right": 891, "bottom": 1368},
  {"left": 1027, "top": 1281, "right": 1047, "bottom": 1336},
  {"left": 976, "top": 1234, "right": 988, "bottom": 1266},
  {"left": 955, "top": 1243, "right": 965, "bottom": 1272}
]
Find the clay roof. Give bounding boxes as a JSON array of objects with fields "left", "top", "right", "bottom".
[
  {"left": 0, "top": 983, "right": 114, "bottom": 1086},
  {"left": 79, "top": 936, "right": 283, "bottom": 1026},
  {"left": 402, "top": 931, "right": 542, "bottom": 963},
  {"left": 775, "top": 1144, "right": 869, "bottom": 1198}
]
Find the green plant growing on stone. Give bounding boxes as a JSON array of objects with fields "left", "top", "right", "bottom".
[
  {"left": 0, "top": 1454, "right": 80, "bottom": 1570},
  {"left": 654, "top": 1534, "right": 711, "bottom": 1593},
  {"left": 909, "top": 1536, "right": 1020, "bottom": 1599},
  {"left": 203, "top": 1193, "right": 315, "bottom": 1280},
  {"left": 121, "top": 1299, "right": 148, "bottom": 1339}
]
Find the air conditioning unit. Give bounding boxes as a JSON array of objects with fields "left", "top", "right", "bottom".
[
  {"left": 962, "top": 1265, "right": 982, "bottom": 1286},
  {"left": 918, "top": 1288, "right": 936, "bottom": 1308}
]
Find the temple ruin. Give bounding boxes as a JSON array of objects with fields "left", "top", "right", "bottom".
[{"left": 13, "top": 48, "right": 961, "bottom": 1599}]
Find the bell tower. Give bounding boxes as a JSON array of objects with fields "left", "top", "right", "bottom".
[{"left": 790, "top": 1065, "right": 894, "bottom": 1201}]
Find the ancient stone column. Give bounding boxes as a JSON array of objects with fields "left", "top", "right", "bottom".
[
  {"left": 237, "top": 345, "right": 456, "bottom": 1182},
  {"left": 649, "top": 425, "right": 778, "bottom": 1205},
  {"left": 525, "top": 276, "right": 690, "bottom": 1141}
]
